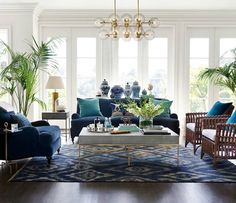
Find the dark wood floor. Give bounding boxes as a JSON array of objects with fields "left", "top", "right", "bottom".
[{"left": 1, "top": 136, "right": 236, "bottom": 203}]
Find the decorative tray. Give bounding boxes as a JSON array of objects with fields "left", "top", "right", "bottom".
[{"left": 87, "top": 126, "right": 113, "bottom": 133}]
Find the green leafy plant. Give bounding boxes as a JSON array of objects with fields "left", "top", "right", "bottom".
[
  {"left": 198, "top": 48, "right": 236, "bottom": 95},
  {"left": 123, "top": 96, "right": 165, "bottom": 128},
  {"left": 0, "top": 37, "right": 58, "bottom": 116}
]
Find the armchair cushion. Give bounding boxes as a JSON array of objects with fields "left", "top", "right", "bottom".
[
  {"left": 186, "top": 123, "right": 195, "bottom": 131},
  {"left": 78, "top": 98, "right": 103, "bottom": 117},
  {"left": 11, "top": 113, "right": 32, "bottom": 127},
  {"left": 207, "top": 101, "right": 232, "bottom": 116},
  {"left": 226, "top": 111, "right": 236, "bottom": 124},
  {"left": 202, "top": 129, "right": 216, "bottom": 141}
]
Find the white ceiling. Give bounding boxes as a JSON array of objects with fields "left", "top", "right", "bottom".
[{"left": 0, "top": 0, "right": 235, "bottom": 10}]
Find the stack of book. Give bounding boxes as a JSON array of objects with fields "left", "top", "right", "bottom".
[
  {"left": 118, "top": 124, "right": 140, "bottom": 132},
  {"left": 142, "top": 126, "right": 170, "bottom": 135}
]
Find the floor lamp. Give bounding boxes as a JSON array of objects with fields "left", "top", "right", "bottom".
[{"left": 46, "top": 76, "right": 65, "bottom": 112}]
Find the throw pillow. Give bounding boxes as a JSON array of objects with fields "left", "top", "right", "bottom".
[
  {"left": 153, "top": 99, "right": 173, "bottom": 117},
  {"left": 110, "top": 103, "right": 123, "bottom": 117},
  {"left": 207, "top": 101, "right": 232, "bottom": 116},
  {"left": 226, "top": 111, "right": 236, "bottom": 124},
  {"left": 78, "top": 98, "right": 103, "bottom": 117},
  {"left": 11, "top": 113, "right": 32, "bottom": 127}
]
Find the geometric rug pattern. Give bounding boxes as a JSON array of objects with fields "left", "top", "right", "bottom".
[{"left": 10, "top": 144, "right": 236, "bottom": 182}]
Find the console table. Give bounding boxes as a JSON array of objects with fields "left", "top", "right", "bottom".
[{"left": 42, "top": 112, "right": 70, "bottom": 142}]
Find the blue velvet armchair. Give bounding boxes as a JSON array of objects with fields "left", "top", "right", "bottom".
[{"left": 0, "top": 111, "right": 61, "bottom": 165}]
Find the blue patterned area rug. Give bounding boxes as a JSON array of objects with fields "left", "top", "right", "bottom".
[{"left": 10, "top": 144, "right": 236, "bottom": 182}]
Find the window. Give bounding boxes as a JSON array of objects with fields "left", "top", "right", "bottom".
[
  {"left": 219, "top": 38, "right": 236, "bottom": 103},
  {"left": 148, "top": 38, "right": 168, "bottom": 98},
  {"left": 0, "top": 29, "right": 9, "bottom": 102},
  {"left": 47, "top": 37, "right": 67, "bottom": 111},
  {"left": 118, "top": 39, "right": 138, "bottom": 85},
  {"left": 77, "top": 38, "right": 96, "bottom": 98},
  {"left": 189, "top": 38, "right": 209, "bottom": 112}
]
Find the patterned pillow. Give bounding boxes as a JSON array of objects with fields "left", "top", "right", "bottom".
[
  {"left": 11, "top": 113, "right": 32, "bottom": 127},
  {"left": 110, "top": 103, "right": 123, "bottom": 117}
]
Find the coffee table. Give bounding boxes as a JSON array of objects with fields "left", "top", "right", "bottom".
[{"left": 78, "top": 127, "right": 179, "bottom": 166}]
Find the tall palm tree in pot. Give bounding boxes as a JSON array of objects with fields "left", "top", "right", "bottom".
[{"left": 0, "top": 37, "right": 58, "bottom": 116}]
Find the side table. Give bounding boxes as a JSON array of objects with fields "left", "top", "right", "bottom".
[{"left": 42, "top": 111, "right": 70, "bottom": 142}]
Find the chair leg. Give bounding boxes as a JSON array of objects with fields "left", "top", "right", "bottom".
[
  {"left": 57, "top": 147, "right": 61, "bottom": 154},
  {"left": 213, "top": 158, "right": 217, "bottom": 166},
  {"left": 193, "top": 144, "right": 196, "bottom": 155},
  {"left": 185, "top": 139, "right": 188, "bottom": 147},
  {"left": 47, "top": 156, "right": 52, "bottom": 166},
  {"left": 200, "top": 150, "right": 204, "bottom": 159}
]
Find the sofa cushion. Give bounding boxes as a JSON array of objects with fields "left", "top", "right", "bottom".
[
  {"left": 78, "top": 98, "right": 103, "bottom": 117},
  {"left": 202, "top": 129, "right": 216, "bottom": 141},
  {"left": 207, "top": 101, "right": 232, "bottom": 116},
  {"left": 186, "top": 123, "right": 195, "bottom": 131},
  {"left": 154, "top": 99, "right": 173, "bottom": 117},
  {"left": 11, "top": 113, "right": 32, "bottom": 127},
  {"left": 226, "top": 111, "right": 236, "bottom": 124}
]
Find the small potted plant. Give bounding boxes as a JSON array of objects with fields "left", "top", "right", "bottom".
[{"left": 124, "top": 96, "right": 165, "bottom": 129}]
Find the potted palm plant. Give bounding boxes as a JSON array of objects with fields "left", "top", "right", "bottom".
[
  {"left": 0, "top": 37, "right": 58, "bottom": 116},
  {"left": 198, "top": 48, "right": 236, "bottom": 95}
]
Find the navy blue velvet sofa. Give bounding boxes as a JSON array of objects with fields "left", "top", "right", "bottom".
[
  {"left": 71, "top": 98, "right": 180, "bottom": 143},
  {"left": 0, "top": 111, "right": 61, "bottom": 165}
]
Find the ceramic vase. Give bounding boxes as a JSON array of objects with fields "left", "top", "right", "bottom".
[
  {"left": 100, "top": 79, "right": 110, "bottom": 97},
  {"left": 110, "top": 85, "right": 124, "bottom": 99},
  {"left": 124, "top": 82, "right": 132, "bottom": 98},
  {"left": 131, "top": 81, "right": 141, "bottom": 98}
]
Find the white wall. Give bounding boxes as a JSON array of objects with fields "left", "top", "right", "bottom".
[{"left": 0, "top": 3, "right": 37, "bottom": 120}]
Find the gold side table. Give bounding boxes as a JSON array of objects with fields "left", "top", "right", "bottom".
[
  {"left": 42, "top": 111, "right": 70, "bottom": 142},
  {"left": 1, "top": 122, "right": 21, "bottom": 174}
]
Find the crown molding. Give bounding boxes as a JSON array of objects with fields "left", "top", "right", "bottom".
[
  {"left": 38, "top": 9, "right": 236, "bottom": 28},
  {"left": 0, "top": 3, "right": 38, "bottom": 14}
]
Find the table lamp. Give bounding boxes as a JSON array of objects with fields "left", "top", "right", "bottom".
[{"left": 45, "top": 76, "right": 65, "bottom": 112}]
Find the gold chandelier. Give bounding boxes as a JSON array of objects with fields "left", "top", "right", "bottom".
[{"left": 95, "top": 0, "right": 159, "bottom": 40}]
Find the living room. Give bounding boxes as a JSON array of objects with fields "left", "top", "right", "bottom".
[{"left": 0, "top": 0, "right": 236, "bottom": 202}]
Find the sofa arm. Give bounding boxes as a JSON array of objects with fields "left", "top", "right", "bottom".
[
  {"left": 31, "top": 120, "right": 50, "bottom": 127},
  {"left": 170, "top": 113, "right": 178, "bottom": 119},
  {"left": 6, "top": 126, "right": 40, "bottom": 160},
  {"left": 72, "top": 113, "right": 80, "bottom": 119}
]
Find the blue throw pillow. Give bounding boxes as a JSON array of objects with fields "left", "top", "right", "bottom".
[
  {"left": 207, "top": 101, "right": 232, "bottom": 116},
  {"left": 153, "top": 99, "right": 173, "bottom": 117},
  {"left": 78, "top": 98, "right": 103, "bottom": 117},
  {"left": 110, "top": 103, "right": 124, "bottom": 117},
  {"left": 226, "top": 111, "right": 236, "bottom": 124},
  {"left": 11, "top": 113, "right": 32, "bottom": 127}
]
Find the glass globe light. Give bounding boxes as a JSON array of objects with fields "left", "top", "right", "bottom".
[
  {"left": 95, "top": 18, "right": 105, "bottom": 27},
  {"left": 99, "top": 30, "right": 109, "bottom": 40},
  {"left": 145, "top": 30, "right": 155, "bottom": 40},
  {"left": 149, "top": 17, "right": 160, "bottom": 28}
]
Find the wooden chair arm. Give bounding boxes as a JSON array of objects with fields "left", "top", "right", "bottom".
[
  {"left": 186, "top": 112, "right": 207, "bottom": 123},
  {"left": 202, "top": 116, "right": 229, "bottom": 129},
  {"left": 215, "top": 123, "right": 236, "bottom": 151}
]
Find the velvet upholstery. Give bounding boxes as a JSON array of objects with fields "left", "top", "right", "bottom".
[
  {"left": 71, "top": 98, "right": 180, "bottom": 142},
  {"left": 0, "top": 111, "right": 61, "bottom": 164}
]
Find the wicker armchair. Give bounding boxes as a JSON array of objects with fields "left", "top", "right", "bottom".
[
  {"left": 201, "top": 117, "right": 236, "bottom": 165},
  {"left": 185, "top": 104, "right": 234, "bottom": 154}
]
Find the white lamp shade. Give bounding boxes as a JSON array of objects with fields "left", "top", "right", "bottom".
[{"left": 46, "top": 76, "right": 65, "bottom": 90}]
